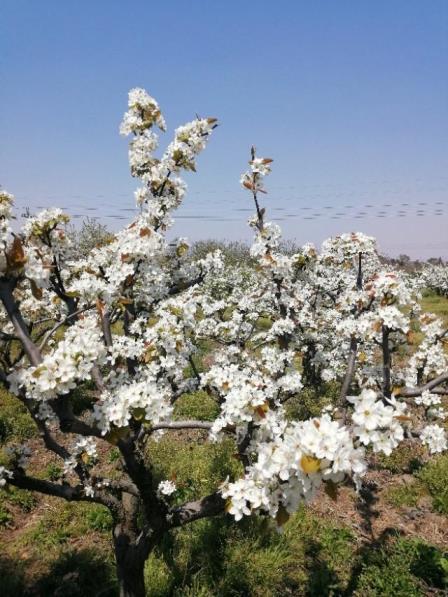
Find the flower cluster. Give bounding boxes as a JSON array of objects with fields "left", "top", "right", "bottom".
[
  {"left": 240, "top": 155, "right": 273, "bottom": 195},
  {"left": 222, "top": 413, "right": 366, "bottom": 523},
  {"left": 422, "top": 263, "right": 448, "bottom": 297},
  {"left": 8, "top": 316, "right": 106, "bottom": 401},
  {"left": 157, "top": 480, "right": 177, "bottom": 496},
  {"left": 64, "top": 436, "right": 98, "bottom": 474},
  {"left": 415, "top": 390, "right": 441, "bottom": 408},
  {"left": 94, "top": 370, "right": 173, "bottom": 434},
  {"left": 420, "top": 424, "right": 447, "bottom": 453},
  {"left": 348, "top": 390, "right": 406, "bottom": 455},
  {"left": 405, "top": 314, "right": 448, "bottom": 388},
  {"left": 0, "top": 191, "right": 15, "bottom": 274},
  {"left": 120, "top": 88, "right": 166, "bottom": 136}
]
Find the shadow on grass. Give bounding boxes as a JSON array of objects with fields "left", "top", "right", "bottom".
[
  {"left": 0, "top": 549, "right": 117, "bottom": 597},
  {"left": 2, "top": 519, "right": 445, "bottom": 596},
  {"left": 344, "top": 527, "right": 447, "bottom": 596},
  {"left": 0, "top": 554, "right": 26, "bottom": 596},
  {"left": 150, "top": 515, "right": 352, "bottom": 596}
]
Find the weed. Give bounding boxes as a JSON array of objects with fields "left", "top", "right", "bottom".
[{"left": 384, "top": 480, "right": 427, "bottom": 508}]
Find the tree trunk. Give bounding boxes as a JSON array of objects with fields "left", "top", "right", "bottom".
[
  {"left": 112, "top": 487, "right": 168, "bottom": 595},
  {"left": 113, "top": 493, "right": 151, "bottom": 597},
  {"left": 114, "top": 534, "right": 148, "bottom": 597}
]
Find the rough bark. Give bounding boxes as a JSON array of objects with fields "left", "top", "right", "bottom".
[
  {"left": 113, "top": 493, "right": 152, "bottom": 597},
  {"left": 114, "top": 536, "right": 148, "bottom": 597}
]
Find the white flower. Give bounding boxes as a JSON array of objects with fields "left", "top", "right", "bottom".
[
  {"left": 421, "top": 424, "right": 447, "bottom": 453},
  {"left": 84, "top": 484, "right": 95, "bottom": 498},
  {"left": 0, "top": 466, "right": 13, "bottom": 487},
  {"left": 250, "top": 157, "right": 272, "bottom": 176},
  {"left": 157, "top": 480, "right": 177, "bottom": 496},
  {"left": 415, "top": 390, "right": 441, "bottom": 407}
]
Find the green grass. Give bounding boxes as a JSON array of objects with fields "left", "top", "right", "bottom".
[
  {"left": 384, "top": 480, "right": 427, "bottom": 508},
  {"left": 420, "top": 292, "right": 448, "bottom": 326},
  {"left": 45, "top": 462, "right": 63, "bottom": 481},
  {"left": 0, "top": 486, "right": 38, "bottom": 527},
  {"left": 3, "top": 498, "right": 445, "bottom": 596},
  {"left": 285, "top": 382, "right": 339, "bottom": 420},
  {"left": 376, "top": 442, "right": 425, "bottom": 474},
  {"left": 0, "top": 387, "right": 36, "bottom": 444},
  {"left": 18, "top": 501, "right": 113, "bottom": 551},
  {"left": 148, "top": 434, "right": 242, "bottom": 504},
  {"left": 85, "top": 504, "right": 114, "bottom": 532},
  {"left": 173, "top": 390, "right": 220, "bottom": 421},
  {"left": 383, "top": 452, "right": 448, "bottom": 515},
  {"left": 417, "top": 453, "right": 448, "bottom": 515},
  {"left": 144, "top": 509, "right": 356, "bottom": 596},
  {"left": 353, "top": 536, "right": 447, "bottom": 596},
  {"left": 143, "top": 510, "right": 448, "bottom": 596}
]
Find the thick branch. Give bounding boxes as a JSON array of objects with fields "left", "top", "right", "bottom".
[
  {"left": 356, "top": 252, "right": 363, "bottom": 290},
  {"left": 9, "top": 472, "right": 83, "bottom": 499},
  {"left": 168, "top": 491, "right": 225, "bottom": 528},
  {"left": 396, "top": 372, "right": 448, "bottom": 398},
  {"left": 0, "top": 278, "right": 42, "bottom": 366},
  {"left": 23, "top": 399, "right": 70, "bottom": 460},
  {"left": 381, "top": 325, "right": 391, "bottom": 399},
  {"left": 340, "top": 336, "right": 357, "bottom": 400},
  {"left": 8, "top": 471, "right": 121, "bottom": 512},
  {"left": 49, "top": 396, "right": 103, "bottom": 438},
  {"left": 168, "top": 274, "right": 204, "bottom": 297},
  {"left": 101, "top": 309, "right": 113, "bottom": 348},
  {"left": 150, "top": 420, "right": 212, "bottom": 432}
]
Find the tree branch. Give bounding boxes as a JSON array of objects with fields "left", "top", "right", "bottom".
[
  {"left": 49, "top": 396, "right": 103, "bottom": 438},
  {"left": 0, "top": 277, "right": 43, "bottom": 366},
  {"left": 340, "top": 336, "right": 357, "bottom": 401},
  {"left": 150, "top": 420, "right": 212, "bottom": 432},
  {"left": 100, "top": 309, "right": 113, "bottom": 348},
  {"left": 381, "top": 325, "right": 391, "bottom": 399},
  {"left": 7, "top": 471, "right": 121, "bottom": 512},
  {"left": 168, "top": 491, "right": 225, "bottom": 528},
  {"left": 38, "top": 306, "right": 95, "bottom": 350},
  {"left": 396, "top": 372, "right": 448, "bottom": 398}
]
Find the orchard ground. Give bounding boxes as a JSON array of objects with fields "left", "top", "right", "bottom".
[{"left": 0, "top": 291, "right": 447, "bottom": 597}]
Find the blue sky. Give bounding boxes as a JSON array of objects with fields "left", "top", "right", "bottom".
[{"left": 1, "top": 1, "right": 447, "bottom": 258}]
